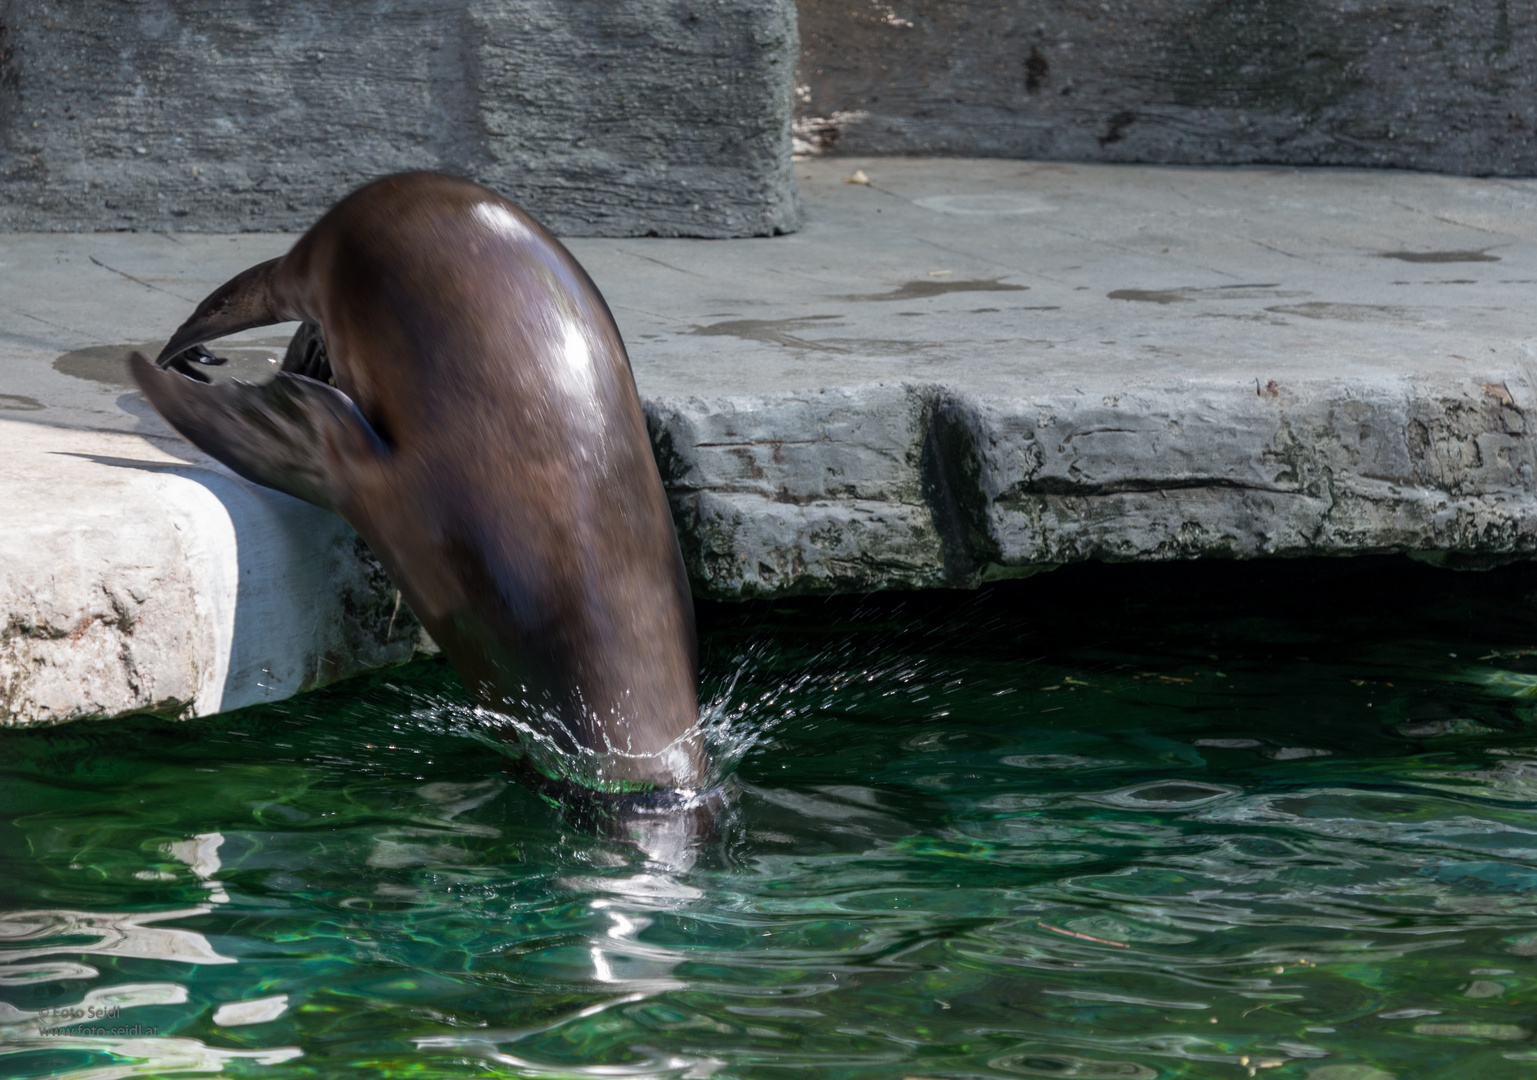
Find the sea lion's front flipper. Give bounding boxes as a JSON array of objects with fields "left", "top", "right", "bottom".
[
  {"left": 155, "top": 257, "right": 289, "bottom": 369},
  {"left": 129, "top": 351, "right": 387, "bottom": 515}
]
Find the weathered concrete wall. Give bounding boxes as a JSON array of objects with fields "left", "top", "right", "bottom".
[
  {"left": 795, "top": 0, "right": 1536, "bottom": 175},
  {"left": 0, "top": 0, "right": 801, "bottom": 236}
]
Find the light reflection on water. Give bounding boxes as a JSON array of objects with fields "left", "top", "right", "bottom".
[{"left": 7, "top": 559, "right": 1537, "bottom": 1078}]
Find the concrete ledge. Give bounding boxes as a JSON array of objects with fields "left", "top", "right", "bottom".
[
  {"left": 646, "top": 377, "right": 1537, "bottom": 598},
  {"left": 0, "top": 422, "right": 431, "bottom": 726},
  {"left": 939, "top": 381, "right": 1537, "bottom": 566},
  {"left": 3, "top": 158, "right": 1535, "bottom": 723}
]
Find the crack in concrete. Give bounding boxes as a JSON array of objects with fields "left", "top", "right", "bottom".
[{"left": 86, "top": 256, "right": 199, "bottom": 303}]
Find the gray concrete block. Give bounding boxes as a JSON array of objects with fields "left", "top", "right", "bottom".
[
  {"left": 930, "top": 381, "right": 1537, "bottom": 573},
  {"left": 647, "top": 385, "right": 951, "bottom": 594},
  {"left": 0, "top": 0, "right": 801, "bottom": 237},
  {"left": 795, "top": 0, "right": 1537, "bottom": 175}
]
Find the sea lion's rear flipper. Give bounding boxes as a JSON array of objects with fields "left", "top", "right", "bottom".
[
  {"left": 280, "top": 321, "right": 334, "bottom": 384},
  {"left": 129, "top": 352, "right": 387, "bottom": 515},
  {"left": 155, "top": 257, "right": 289, "bottom": 374}
]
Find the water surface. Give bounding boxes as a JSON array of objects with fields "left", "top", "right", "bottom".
[{"left": 6, "top": 558, "right": 1537, "bottom": 1079}]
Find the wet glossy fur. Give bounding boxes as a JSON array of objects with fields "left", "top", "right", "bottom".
[{"left": 131, "top": 173, "right": 702, "bottom": 792}]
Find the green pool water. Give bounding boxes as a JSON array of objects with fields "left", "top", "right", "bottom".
[{"left": 8, "top": 558, "right": 1537, "bottom": 1080}]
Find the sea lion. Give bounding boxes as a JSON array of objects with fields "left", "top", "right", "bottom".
[{"left": 130, "top": 172, "right": 704, "bottom": 796}]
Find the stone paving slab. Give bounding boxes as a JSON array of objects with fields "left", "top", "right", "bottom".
[{"left": 3, "top": 158, "right": 1535, "bottom": 724}]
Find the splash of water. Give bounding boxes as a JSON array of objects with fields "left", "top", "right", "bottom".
[{"left": 386, "top": 633, "right": 947, "bottom": 802}]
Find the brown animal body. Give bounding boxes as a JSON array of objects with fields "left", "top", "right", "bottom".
[{"left": 130, "top": 172, "right": 703, "bottom": 794}]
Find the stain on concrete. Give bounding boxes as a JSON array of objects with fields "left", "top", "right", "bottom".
[
  {"left": 1110, "top": 284, "right": 1307, "bottom": 304},
  {"left": 824, "top": 338, "right": 946, "bottom": 355},
  {"left": 54, "top": 346, "right": 145, "bottom": 389},
  {"left": 1380, "top": 250, "right": 1501, "bottom": 263},
  {"left": 911, "top": 194, "right": 1052, "bottom": 216},
  {"left": 923, "top": 395, "right": 1001, "bottom": 576},
  {"left": 0, "top": 394, "right": 44, "bottom": 411},
  {"left": 1265, "top": 302, "right": 1413, "bottom": 322},
  {"left": 1197, "top": 312, "right": 1292, "bottom": 325},
  {"left": 691, "top": 315, "right": 849, "bottom": 351},
  {"left": 1025, "top": 46, "right": 1050, "bottom": 93},
  {"left": 1110, "top": 289, "right": 1192, "bottom": 304},
  {"left": 1099, "top": 109, "right": 1137, "bottom": 146},
  {"left": 835, "top": 278, "right": 1028, "bottom": 302},
  {"left": 56, "top": 339, "right": 291, "bottom": 388},
  {"left": 688, "top": 316, "right": 943, "bottom": 355}
]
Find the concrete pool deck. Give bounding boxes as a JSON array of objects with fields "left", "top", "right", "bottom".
[{"left": 3, "top": 158, "right": 1536, "bottom": 726}]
